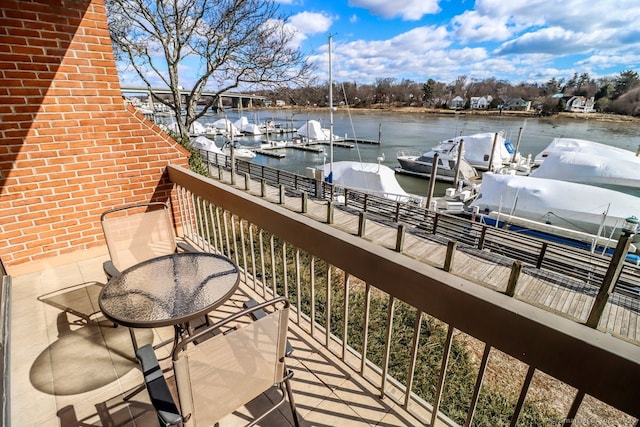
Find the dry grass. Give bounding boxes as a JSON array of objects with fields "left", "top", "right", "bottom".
[{"left": 458, "top": 332, "right": 637, "bottom": 426}]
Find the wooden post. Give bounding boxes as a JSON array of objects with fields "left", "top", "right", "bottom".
[
  {"left": 586, "top": 232, "right": 634, "bottom": 328},
  {"left": 230, "top": 144, "right": 236, "bottom": 185},
  {"left": 395, "top": 224, "right": 405, "bottom": 252},
  {"left": 301, "top": 191, "right": 308, "bottom": 213},
  {"left": 279, "top": 184, "right": 285, "bottom": 204},
  {"left": 444, "top": 240, "right": 457, "bottom": 272},
  {"left": 217, "top": 165, "right": 223, "bottom": 180},
  {"left": 327, "top": 201, "right": 334, "bottom": 224},
  {"left": 512, "top": 127, "right": 524, "bottom": 163},
  {"left": 536, "top": 242, "right": 548, "bottom": 269},
  {"left": 505, "top": 260, "right": 522, "bottom": 297},
  {"left": 260, "top": 179, "right": 267, "bottom": 197},
  {"left": 425, "top": 153, "right": 439, "bottom": 212},
  {"left": 487, "top": 132, "right": 499, "bottom": 172},
  {"left": 453, "top": 139, "right": 464, "bottom": 189},
  {"left": 358, "top": 212, "right": 367, "bottom": 237},
  {"left": 478, "top": 227, "right": 487, "bottom": 250},
  {"left": 244, "top": 172, "right": 250, "bottom": 190}
]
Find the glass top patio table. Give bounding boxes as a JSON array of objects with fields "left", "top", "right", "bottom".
[{"left": 99, "top": 252, "right": 239, "bottom": 329}]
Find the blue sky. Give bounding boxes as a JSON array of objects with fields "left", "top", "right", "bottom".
[{"left": 276, "top": 0, "right": 640, "bottom": 85}]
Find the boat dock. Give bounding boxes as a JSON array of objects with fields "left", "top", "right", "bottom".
[
  {"left": 254, "top": 149, "right": 286, "bottom": 158},
  {"left": 395, "top": 166, "right": 483, "bottom": 184}
]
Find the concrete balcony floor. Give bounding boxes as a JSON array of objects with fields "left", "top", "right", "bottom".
[{"left": 9, "top": 247, "right": 428, "bottom": 427}]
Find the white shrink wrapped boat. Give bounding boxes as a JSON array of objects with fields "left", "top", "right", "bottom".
[
  {"left": 296, "top": 120, "right": 334, "bottom": 142},
  {"left": 471, "top": 173, "right": 640, "bottom": 246},
  {"left": 318, "top": 161, "right": 413, "bottom": 203},
  {"left": 530, "top": 150, "right": 640, "bottom": 189},
  {"left": 534, "top": 137, "right": 636, "bottom": 165}
]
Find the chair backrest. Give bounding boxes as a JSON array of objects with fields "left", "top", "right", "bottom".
[
  {"left": 101, "top": 203, "right": 177, "bottom": 272},
  {"left": 173, "top": 300, "right": 290, "bottom": 426}
]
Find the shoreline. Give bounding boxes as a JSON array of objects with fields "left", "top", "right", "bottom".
[{"left": 274, "top": 105, "right": 640, "bottom": 123}]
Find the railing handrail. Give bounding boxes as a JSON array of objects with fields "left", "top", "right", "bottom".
[
  {"left": 168, "top": 164, "right": 640, "bottom": 418},
  {"left": 0, "top": 258, "right": 11, "bottom": 427}
]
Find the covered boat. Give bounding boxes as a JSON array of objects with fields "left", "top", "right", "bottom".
[
  {"left": 471, "top": 173, "right": 640, "bottom": 246},
  {"left": 534, "top": 138, "right": 636, "bottom": 165},
  {"left": 396, "top": 145, "right": 478, "bottom": 183},
  {"left": 530, "top": 150, "right": 640, "bottom": 189},
  {"left": 432, "top": 132, "right": 517, "bottom": 171},
  {"left": 318, "top": 161, "right": 412, "bottom": 202},
  {"left": 296, "top": 120, "right": 333, "bottom": 142},
  {"left": 234, "top": 116, "right": 263, "bottom": 135},
  {"left": 191, "top": 135, "right": 225, "bottom": 158},
  {"left": 211, "top": 118, "right": 241, "bottom": 137}
]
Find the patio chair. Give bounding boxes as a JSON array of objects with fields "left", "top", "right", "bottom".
[
  {"left": 100, "top": 202, "right": 196, "bottom": 279},
  {"left": 136, "top": 296, "right": 300, "bottom": 427}
]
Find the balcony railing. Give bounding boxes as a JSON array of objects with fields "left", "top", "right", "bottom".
[{"left": 168, "top": 164, "right": 639, "bottom": 425}]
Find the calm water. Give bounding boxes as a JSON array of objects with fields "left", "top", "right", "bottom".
[{"left": 203, "top": 109, "right": 640, "bottom": 197}]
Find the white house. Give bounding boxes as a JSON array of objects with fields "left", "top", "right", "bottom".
[
  {"left": 565, "top": 96, "right": 595, "bottom": 113},
  {"left": 449, "top": 96, "right": 465, "bottom": 109},
  {"left": 470, "top": 96, "right": 492, "bottom": 109}
]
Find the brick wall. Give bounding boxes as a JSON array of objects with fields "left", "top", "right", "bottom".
[{"left": 0, "top": 0, "right": 190, "bottom": 269}]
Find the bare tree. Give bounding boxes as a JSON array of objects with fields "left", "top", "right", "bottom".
[{"left": 106, "top": 0, "right": 312, "bottom": 140}]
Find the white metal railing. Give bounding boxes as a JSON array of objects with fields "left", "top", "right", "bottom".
[{"left": 168, "top": 165, "right": 640, "bottom": 426}]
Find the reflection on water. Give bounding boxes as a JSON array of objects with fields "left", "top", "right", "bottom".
[{"left": 196, "top": 109, "right": 640, "bottom": 197}]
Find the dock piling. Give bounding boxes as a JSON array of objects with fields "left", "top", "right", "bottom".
[{"left": 444, "top": 240, "right": 457, "bottom": 272}]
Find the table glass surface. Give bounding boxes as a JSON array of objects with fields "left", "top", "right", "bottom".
[{"left": 99, "top": 252, "right": 239, "bottom": 328}]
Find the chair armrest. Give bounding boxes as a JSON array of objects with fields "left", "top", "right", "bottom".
[
  {"left": 176, "top": 241, "right": 199, "bottom": 253},
  {"left": 102, "top": 260, "right": 121, "bottom": 280},
  {"left": 243, "top": 299, "right": 294, "bottom": 357},
  {"left": 135, "top": 345, "right": 183, "bottom": 426}
]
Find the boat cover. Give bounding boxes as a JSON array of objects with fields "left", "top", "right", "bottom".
[
  {"left": 297, "top": 120, "right": 331, "bottom": 141},
  {"left": 534, "top": 138, "right": 636, "bottom": 165},
  {"left": 530, "top": 151, "right": 640, "bottom": 188},
  {"left": 433, "top": 132, "right": 511, "bottom": 170},
  {"left": 471, "top": 173, "right": 640, "bottom": 237},
  {"left": 319, "top": 161, "right": 409, "bottom": 201},
  {"left": 191, "top": 136, "right": 225, "bottom": 155}
]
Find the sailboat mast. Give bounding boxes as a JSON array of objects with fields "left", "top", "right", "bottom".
[{"left": 329, "top": 35, "right": 334, "bottom": 180}]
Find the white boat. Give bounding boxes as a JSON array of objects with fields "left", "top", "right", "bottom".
[
  {"left": 221, "top": 140, "right": 256, "bottom": 160},
  {"left": 234, "top": 116, "right": 263, "bottom": 135},
  {"left": 316, "top": 37, "right": 417, "bottom": 204},
  {"left": 211, "top": 118, "right": 241, "bottom": 137},
  {"left": 191, "top": 135, "right": 255, "bottom": 161},
  {"left": 296, "top": 120, "right": 338, "bottom": 143},
  {"left": 192, "top": 135, "right": 225, "bottom": 156},
  {"left": 530, "top": 150, "right": 640, "bottom": 189},
  {"left": 431, "top": 132, "right": 520, "bottom": 171},
  {"left": 533, "top": 137, "right": 636, "bottom": 166},
  {"left": 318, "top": 161, "right": 414, "bottom": 203},
  {"left": 471, "top": 173, "right": 640, "bottom": 247},
  {"left": 396, "top": 147, "right": 478, "bottom": 183}
]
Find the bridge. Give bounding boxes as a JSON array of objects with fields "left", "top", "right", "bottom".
[{"left": 120, "top": 86, "right": 267, "bottom": 111}]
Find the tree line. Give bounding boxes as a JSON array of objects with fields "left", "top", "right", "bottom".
[{"left": 265, "top": 70, "right": 640, "bottom": 116}]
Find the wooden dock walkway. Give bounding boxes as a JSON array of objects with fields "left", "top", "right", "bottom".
[{"left": 214, "top": 167, "right": 640, "bottom": 345}]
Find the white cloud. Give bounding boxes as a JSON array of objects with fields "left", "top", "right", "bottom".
[
  {"left": 348, "top": 0, "right": 439, "bottom": 21},
  {"left": 288, "top": 11, "right": 333, "bottom": 35},
  {"left": 452, "top": 10, "right": 513, "bottom": 43},
  {"left": 349, "top": 14, "right": 358, "bottom": 24}
]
